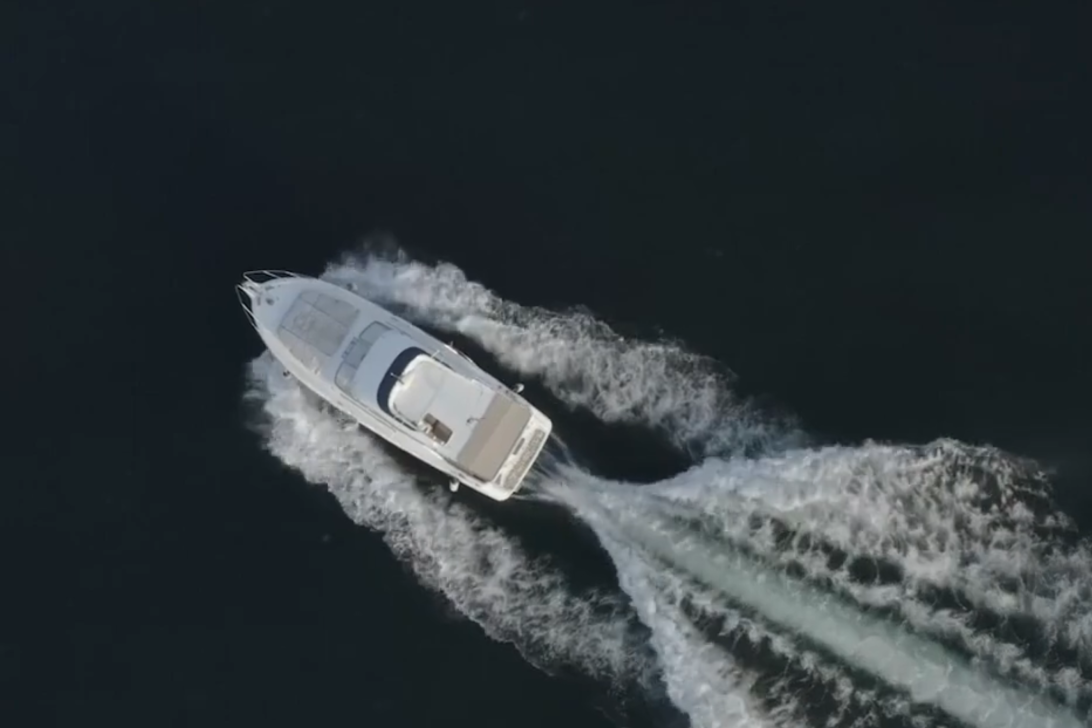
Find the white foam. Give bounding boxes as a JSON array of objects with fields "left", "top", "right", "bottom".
[
  {"left": 555, "top": 471, "right": 930, "bottom": 728},
  {"left": 644, "top": 442, "right": 1092, "bottom": 699},
  {"left": 553, "top": 475, "right": 1087, "bottom": 728},
  {"left": 243, "top": 353, "right": 652, "bottom": 686},
  {"left": 320, "top": 246, "right": 802, "bottom": 457},
  {"left": 551, "top": 477, "right": 782, "bottom": 728}
]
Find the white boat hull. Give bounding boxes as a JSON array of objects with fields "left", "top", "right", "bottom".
[{"left": 237, "top": 271, "right": 552, "bottom": 501}]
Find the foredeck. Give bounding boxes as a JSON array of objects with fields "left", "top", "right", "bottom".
[{"left": 275, "top": 290, "right": 360, "bottom": 372}]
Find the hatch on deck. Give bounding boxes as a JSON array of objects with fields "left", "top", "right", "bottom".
[{"left": 276, "top": 290, "right": 360, "bottom": 371}]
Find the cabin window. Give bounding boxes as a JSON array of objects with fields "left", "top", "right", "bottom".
[
  {"left": 335, "top": 322, "right": 392, "bottom": 393},
  {"left": 344, "top": 322, "right": 391, "bottom": 367}
]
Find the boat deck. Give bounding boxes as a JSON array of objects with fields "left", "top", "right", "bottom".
[
  {"left": 275, "top": 289, "right": 360, "bottom": 372},
  {"left": 390, "top": 356, "right": 531, "bottom": 481},
  {"left": 238, "top": 271, "right": 548, "bottom": 496},
  {"left": 456, "top": 391, "right": 532, "bottom": 481}
]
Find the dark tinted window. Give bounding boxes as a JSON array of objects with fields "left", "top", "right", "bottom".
[{"left": 377, "top": 347, "right": 427, "bottom": 417}]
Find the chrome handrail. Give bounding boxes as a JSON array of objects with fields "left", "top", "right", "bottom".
[
  {"left": 236, "top": 270, "right": 303, "bottom": 329},
  {"left": 235, "top": 285, "right": 258, "bottom": 329},
  {"left": 241, "top": 269, "right": 302, "bottom": 284}
]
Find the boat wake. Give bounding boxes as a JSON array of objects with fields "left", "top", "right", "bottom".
[{"left": 242, "top": 243, "right": 1092, "bottom": 728}]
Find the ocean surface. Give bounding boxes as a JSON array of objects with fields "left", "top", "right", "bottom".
[{"left": 5, "top": 2, "right": 1091, "bottom": 727}]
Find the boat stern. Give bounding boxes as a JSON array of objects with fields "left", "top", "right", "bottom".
[{"left": 482, "top": 407, "right": 553, "bottom": 501}]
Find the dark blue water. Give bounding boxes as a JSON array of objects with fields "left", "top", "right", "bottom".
[{"left": 5, "top": 2, "right": 1091, "bottom": 727}]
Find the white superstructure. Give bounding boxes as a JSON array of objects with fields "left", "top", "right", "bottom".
[{"left": 237, "top": 270, "right": 552, "bottom": 501}]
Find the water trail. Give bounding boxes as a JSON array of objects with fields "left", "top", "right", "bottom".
[
  {"left": 563, "top": 488, "right": 918, "bottom": 728},
  {"left": 320, "top": 244, "right": 803, "bottom": 458},
  {"left": 243, "top": 353, "right": 653, "bottom": 687},
  {"left": 550, "top": 467, "right": 931, "bottom": 728},
  {"left": 587, "top": 526, "right": 788, "bottom": 728},
  {"left": 642, "top": 445, "right": 1092, "bottom": 703},
  {"left": 548, "top": 475, "right": 1087, "bottom": 728}
]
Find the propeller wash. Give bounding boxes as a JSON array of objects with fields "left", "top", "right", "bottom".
[{"left": 243, "top": 243, "right": 1092, "bottom": 728}]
